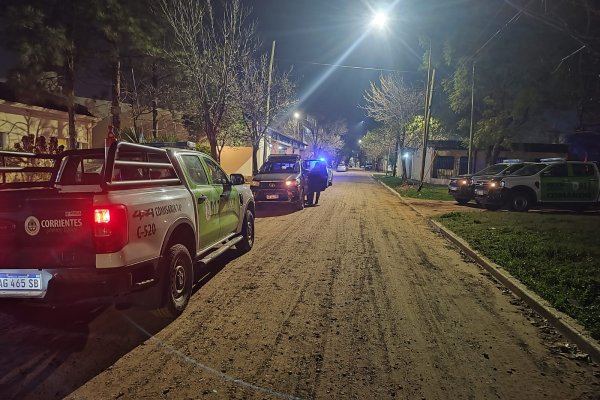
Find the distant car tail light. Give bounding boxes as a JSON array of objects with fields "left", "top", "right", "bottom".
[{"left": 93, "top": 205, "right": 128, "bottom": 254}]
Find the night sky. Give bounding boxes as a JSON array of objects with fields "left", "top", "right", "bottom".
[{"left": 248, "top": 0, "right": 421, "bottom": 125}]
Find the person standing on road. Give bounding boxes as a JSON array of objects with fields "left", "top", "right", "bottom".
[{"left": 307, "top": 161, "right": 328, "bottom": 206}]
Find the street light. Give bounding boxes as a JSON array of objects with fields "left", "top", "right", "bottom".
[
  {"left": 371, "top": 12, "right": 388, "bottom": 30},
  {"left": 293, "top": 111, "right": 301, "bottom": 120}
]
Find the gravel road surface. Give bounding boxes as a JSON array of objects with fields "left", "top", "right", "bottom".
[{"left": 1, "top": 170, "right": 598, "bottom": 399}]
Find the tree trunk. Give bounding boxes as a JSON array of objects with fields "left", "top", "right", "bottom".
[
  {"left": 112, "top": 56, "right": 121, "bottom": 135},
  {"left": 392, "top": 134, "right": 399, "bottom": 177},
  {"left": 65, "top": 52, "right": 77, "bottom": 150},
  {"left": 252, "top": 142, "right": 259, "bottom": 175},
  {"left": 152, "top": 60, "right": 158, "bottom": 140}
]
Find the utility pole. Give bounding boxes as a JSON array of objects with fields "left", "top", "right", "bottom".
[
  {"left": 262, "top": 40, "right": 276, "bottom": 166},
  {"left": 467, "top": 62, "right": 476, "bottom": 174},
  {"left": 418, "top": 68, "right": 436, "bottom": 190},
  {"left": 418, "top": 40, "right": 432, "bottom": 190}
]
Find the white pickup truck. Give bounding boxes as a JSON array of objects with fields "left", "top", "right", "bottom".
[
  {"left": 480, "top": 160, "right": 600, "bottom": 211},
  {"left": 0, "top": 142, "right": 255, "bottom": 317}
]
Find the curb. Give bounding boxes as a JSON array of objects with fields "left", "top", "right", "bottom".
[{"left": 375, "top": 177, "right": 600, "bottom": 363}]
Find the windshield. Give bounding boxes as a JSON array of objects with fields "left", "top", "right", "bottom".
[
  {"left": 509, "top": 163, "right": 547, "bottom": 176},
  {"left": 474, "top": 164, "right": 509, "bottom": 176},
  {"left": 259, "top": 161, "right": 299, "bottom": 174},
  {"left": 503, "top": 163, "right": 527, "bottom": 175}
]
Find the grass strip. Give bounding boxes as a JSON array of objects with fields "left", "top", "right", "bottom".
[
  {"left": 373, "top": 174, "right": 454, "bottom": 201},
  {"left": 435, "top": 211, "right": 600, "bottom": 339}
]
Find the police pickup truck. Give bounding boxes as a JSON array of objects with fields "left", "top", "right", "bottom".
[
  {"left": 476, "top": 159, "right": 600, "bottom": 211},
  {"left": 447, "top": 161, "right": 527, "bottom": 205},
  {"left": 0, "top": 142, "right": 255, "bottom": 317}
]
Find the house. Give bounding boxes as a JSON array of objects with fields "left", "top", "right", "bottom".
[
  {"left": 407, "top": 140, "right": 569, "bottom": 184},
  {"left": 0, "top": 83, "right": 99, "bottom": 150}
]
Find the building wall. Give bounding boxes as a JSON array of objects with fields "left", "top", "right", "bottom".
[
  {"left": 0, "top": 100, "right": 98, "bottom": 150},
  {"left": 408, "top": 146, "right": 569, "bottom": 184},
  {"left": 220, "top": 146, "right": 254, "bottom": 178}
]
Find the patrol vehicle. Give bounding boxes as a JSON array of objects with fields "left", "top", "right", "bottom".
[
  {"left": 478, "top": 159, "right": 600, "bottom": 211},
  {"left": 472, "top": 161, "right": 532, "bottom": 209},
  {"left": 251, "top": 154, "right": 307, "bottom": 210},
  {"left": 0, "top": 142, "right": 255, "bottom": 317},
  {"left": 448, "top": 161, "right": 526, "bottom": 205}
]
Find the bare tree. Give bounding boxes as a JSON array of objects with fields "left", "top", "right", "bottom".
[
  {"left": 238, "top": 53, "right": 296, "bottom": 173},
  {"left": 304, "top": 118, "right": 347, "bottom": 159},
  {"left": 160, "top": 0, "right": 256, "bottom": 161},
  {"left": 363, "top": 74, "right": 423, "bottom": 177}
]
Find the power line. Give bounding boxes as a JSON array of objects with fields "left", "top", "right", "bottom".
[{"left": 279, "top": 59, "right": 418, "bottom": 73}]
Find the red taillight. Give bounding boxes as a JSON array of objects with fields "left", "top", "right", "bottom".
[{"left": 93, "top": 205, "right": 128, "bottom": 254}]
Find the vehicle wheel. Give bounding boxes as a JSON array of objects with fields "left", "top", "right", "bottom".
[
  {"left": 154, "top": 244, "right": 193, "bottom": 319},
  {"left": 236, "top": 208, "right": 255, "bottom": 255},
  {"left": 456, "top": 198, "right": 470, "bottom": 205},
  {"left": 509, "top": 191, "right": 531, "bottom": 212}
]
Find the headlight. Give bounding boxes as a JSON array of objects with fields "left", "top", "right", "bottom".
[
  {"left": 460, "top": 179, "right": 468, "bottom": 185},
  {"left": 489, "top": 182, "right": 497, "bottom": 188},
  {"left": 250, "top": 180, "right": 260, "bottom": 187},
  {"left": 285, "top": 180, "right": 298, "bottom": 187}
]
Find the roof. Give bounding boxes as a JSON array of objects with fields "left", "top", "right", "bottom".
[
  {"left": 0, "top": 82, "right": 94, "bottom": 117},
  {"left": 267, "top": 127, "right": 307, "bottom": 149}
]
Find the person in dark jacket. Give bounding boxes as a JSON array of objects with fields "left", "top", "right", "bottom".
[{"left": 306, "top": 161, "right": 328, "bottom": 206}]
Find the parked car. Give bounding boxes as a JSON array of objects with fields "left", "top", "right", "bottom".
[
  {"left": 336, "top": 163, "right": 348, "bottom": 172},
  {"left": 303, "top": 159, "right": 333, "bottom": 187},
  {"left": 251, "top": 154, "right": 307, "bottom": 210},
  {"left": 472, "top": 162, "right": 533, "bottom": 209},
  {"left": 447, "top": 161, "right": 527, "bottom": 205},
  {"left": 478, "top": 159, "right": 600, "bottom": 211},
  {"left": 364, "top": 163, "right": 373, "bottom": 171},
  {"left": 0, "top": 142, "right": 255, "bottom": 317}
]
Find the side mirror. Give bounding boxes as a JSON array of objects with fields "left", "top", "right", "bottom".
[{"left": 230, "top": 173, "right": 245, "bottom": 185}]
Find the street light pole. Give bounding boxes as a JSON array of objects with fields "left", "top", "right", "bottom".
[
  {"left": 418, "top": 40, "right": 432, "bottom": 189},
  {"left": 262, "top": 40, "right": 276, "bottom": 166},
  {"left": 467, "top": 61, "right": 476, "bottom": 174}
]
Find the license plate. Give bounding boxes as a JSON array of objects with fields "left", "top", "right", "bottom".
[
  {"left": 0, "top": 272, "right": 43, "bottom": 291},
  {"left": 475, "top": 189, "right": 487, "bottom": 196},
  {"left": 266, "top": 194, "right": 279, "bottom": 200}
]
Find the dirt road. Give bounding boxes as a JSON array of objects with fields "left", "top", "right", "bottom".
[{"left": 2, "top": 170, "right": 599, "bottom": 399}]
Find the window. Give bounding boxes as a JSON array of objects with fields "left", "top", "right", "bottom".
[
  {"left": 181, "top": 155, "right": 209, "bottom": 185},
  {"left": 458, "top": 157, "right": 468, "bottom": 175},
  {"left": 432, "top": 156, "right": 454, "bottom": 178},
  {"left": 203, "top": 157, "right": 229, "bottom": 185},
  {"left": 572, "top": 163, "right": 595, "bottom": 177},
  {"left": 543, "top": 163, "right": 568, "bottom": 177},
  {"left": 260, "top": 161, "right": 299, "bottom": 173}
]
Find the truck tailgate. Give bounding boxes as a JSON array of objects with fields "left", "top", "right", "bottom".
[{"left": 0, "top": 189, "right": 95, "bottom": 268}]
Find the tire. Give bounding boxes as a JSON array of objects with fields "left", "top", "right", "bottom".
[
  {"left": 236, "top": 208, "right": 255, "bottom": 255},
  {"left": 154, "top": 244, "right": 193, "bottom": 319},
  {"left": 509, "top": 191, "right": 532, "bottom": 212},
  {"left": 294, "top": 189, "right": 305, "bottom": 211},
  {"left": 456, "top": 198, "right": 470, "bottom": 205}
]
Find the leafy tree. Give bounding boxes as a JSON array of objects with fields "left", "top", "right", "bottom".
[
  {"left": 360, "top": 128, "right": 394, "bottom": 171},
  {"left": 2, "top": 0, "right": 101, "bottom": 149}
]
